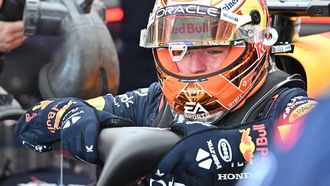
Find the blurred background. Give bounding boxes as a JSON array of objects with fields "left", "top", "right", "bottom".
[{"left": 0, "top": 0, "right": 329, "bottom": 185}]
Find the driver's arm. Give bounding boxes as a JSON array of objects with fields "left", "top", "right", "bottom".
[{"left": 15, "top": 82, "right": 162, "bottom": 163}]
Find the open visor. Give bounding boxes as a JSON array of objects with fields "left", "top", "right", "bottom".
[{"left": 140, "top": 13, "right": 262, "bottom": 48}]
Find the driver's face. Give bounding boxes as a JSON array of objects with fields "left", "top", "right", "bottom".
[{"left": 176, "top": 46, "right": 231, "bottom": 74}]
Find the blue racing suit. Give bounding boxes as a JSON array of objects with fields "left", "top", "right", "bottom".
[{"left": 15, "top": 73, "right": 317, "bottom": 185}]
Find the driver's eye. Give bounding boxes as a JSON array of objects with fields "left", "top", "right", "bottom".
[
  {"left": 172, "top": 51, "right": 182, "bottom": 56},
  {"left": 174, "top": 51, "right": 190, "bottom": 57},
  {"left": 206, "top": 50, "right": 223, "bottom": 55}
]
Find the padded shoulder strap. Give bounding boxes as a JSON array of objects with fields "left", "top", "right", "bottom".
[{"left": 152, "top": 101, "right": 174, "bottom": 128}]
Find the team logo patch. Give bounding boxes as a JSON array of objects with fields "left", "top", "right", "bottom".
[
  {"left": 47, "top": 100, "right": 75, "bottom": 133},
  {"left": 239, "top": 128, "right": 255, "bottom": 162},
  {"left": 252, "top": 124, "right": 268, "bottom": 159},
  {"left": 25, "top": 112, "right": 37, "bottom": 123},
  {"left": 32, "top": 100, "right": 53, "bottom": 111}
]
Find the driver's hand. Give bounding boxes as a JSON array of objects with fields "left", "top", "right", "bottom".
[
  {"left": 60, "top": 101, "right": 103, "bottom": 163},
  {"left": 15, "top": 97, "right": 132, "bottom": 164},
  {"left": 15, "top": 98, "right": 78, "bottom": 153},
  {"left": 149, "top": 121, "right": 273, "bottom": 185},
  {"left": 61, "top": 103, "right": 132, "bottom": 163},
  {"left": 0, "top": 21, "right": 27, "bottom": 52}
]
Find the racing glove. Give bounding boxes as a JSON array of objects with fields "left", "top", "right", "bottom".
[
  {"left": 150, "top": 120, "right": 272, "bottom": 185},
  {"left": 15, "top": 98, "right": 75, "bottom": 153},
  {"left": 62, "top": 102, "right": 134, "bottom": 163},
  {"left": 15, "top": 97, "right": 133, "bottom": 163}
]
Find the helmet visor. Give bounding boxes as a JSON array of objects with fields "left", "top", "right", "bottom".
[{"left": 141, "top": 13, "right": 255, "bottom": 48}]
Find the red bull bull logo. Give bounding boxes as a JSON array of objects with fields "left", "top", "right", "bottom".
[
  {"left": 32, "top": 100, "right": 53, "bottom": 111},
  {"left": 239, "top": 128, "right": 255, "bottom": 162}
]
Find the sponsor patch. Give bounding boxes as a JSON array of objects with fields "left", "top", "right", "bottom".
[
  {"left": 156, "top": 4, "right": 220, "bottom": 19},
  {"left": 218, "top": 139, "right": 232, "bottom": 162},
  {"left": 171, "top": 19, "right": 211, "bottom": 39},
  {"left": 282, "top": 96, "right": 316, "bottom": 120},
  {"left": 32, "top": 100, "right": 53, "bottom": 111},
  {"left": 196, "top": 148, "right": 213, "bottom": 170},
  {"left": 288, "top": 100, "right": 318, "bottom": 123},
  {"left": 47, "top": 100, "right": 75, "bottom": 133},
  {"left": 239, "top": 128, "right": 255, "bottom": 162},
  {"left": 25, "top": 112, "right": 37, "bottom": 123},
  {"left": 184, "top": 102, "right": 210, "bottom": 119},
  {"left": 86, "top": 97, "right": 106, "bottom": 110},
  {"left": 195, "top": 140, "right": 222, "bottom": 170},
  {"left": 252, "top": 124, "right": 268, "bottom": 160},
  {"left": 274, "top": 98, "right": 317, "bottom": 151},
  {"left": 219, "top": 0, "right": 245, "bottom": 11},
  {"left": 218, "top": 172, "right": 255, "bottom": 180},
  {"left": 134, "top": 88, "right": 149, "bottom": 96},
  {"left": 208, "top": 140, "right": 222, "bottom": 169},
  {"left": 118, "top": 94, "right": 134, "bottom": 108}
]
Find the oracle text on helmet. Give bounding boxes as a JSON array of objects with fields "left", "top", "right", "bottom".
[{"left": 156, "top": 5, "right": 220, "bottom": 19}]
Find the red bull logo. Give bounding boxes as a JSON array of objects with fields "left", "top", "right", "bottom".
[
  {"left": 47, "top": 100, "right": 75, "bottom": 133},
  {"left": 32, "top": 100, "right": 53, "bottom": 111},
  {"left": 25, "top": 112, "right": 37, "bottom": 123},
  {"left": 252, "top": 124, "right": 268, "bottom": 160},
  {"left": 172, "top": 21, "right": 210, "bottom": 35},
  {"left": 239, "top": 128, "right": 255, "bottom": 162}
]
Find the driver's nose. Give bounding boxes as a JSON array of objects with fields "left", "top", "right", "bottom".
[{"left": 188, "top": 52, "right": 207, "bottom": 74}]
